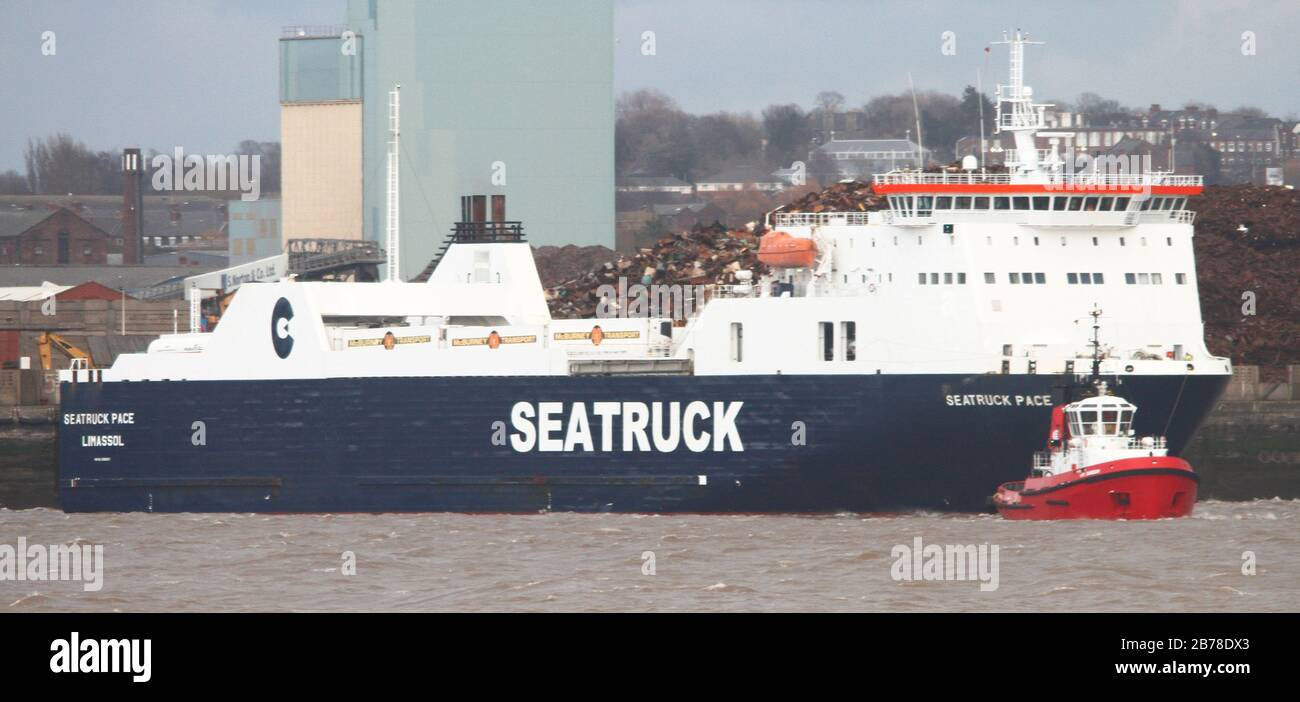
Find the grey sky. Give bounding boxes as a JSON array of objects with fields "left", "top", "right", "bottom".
[{"left": 2, "top": 0, "right": 1297, "bottom": 172}]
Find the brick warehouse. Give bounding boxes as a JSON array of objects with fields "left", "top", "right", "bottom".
[{"left": 0, "top": 206, "right": 114, "bottom": 265}]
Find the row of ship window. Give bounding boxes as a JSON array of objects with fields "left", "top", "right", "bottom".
[
  {"left": 887, "top": 195, "right": 1189, "bottom": 215},
  {"left": 915, "top": 272, "right": 1189, "bottom": 285}
]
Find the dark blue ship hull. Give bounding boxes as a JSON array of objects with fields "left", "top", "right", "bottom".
[{"left": 57, "top": 372, "right": 1227, "bottom": 513}]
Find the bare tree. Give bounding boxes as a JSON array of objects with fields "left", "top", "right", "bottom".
[{"left": 815, "top": 91, "right": 845, "bottom": 114}]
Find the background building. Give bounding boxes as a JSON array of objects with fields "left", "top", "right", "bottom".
[
  {"left": 345, "top": 0, "right": 615, "bottom": 279},
  {"left": 228, "top": 199, "right": 283, "bottom": 266},
  {"left": 279, "top": 27, "right": 365, "bottom": 243}
]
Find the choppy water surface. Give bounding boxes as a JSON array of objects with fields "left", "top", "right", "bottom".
[{"left": 1, "top": 500, "right": 1296, "bottom": 612}]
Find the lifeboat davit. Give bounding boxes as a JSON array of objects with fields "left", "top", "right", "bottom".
[
  {"left": 758, "top": 231, "right": 816, "bottom": 268},
  {"left": 993, "top": 385, "right": 1197, "bottom": 520}
]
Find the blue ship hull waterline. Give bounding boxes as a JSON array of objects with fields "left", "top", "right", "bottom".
[{"left": 57, "top": 372, "right": 1227, "bottom": 513}]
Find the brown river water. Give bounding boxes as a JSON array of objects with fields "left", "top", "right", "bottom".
[{"left": 1, "top": 500, "right": 1297, "bottom": 612}]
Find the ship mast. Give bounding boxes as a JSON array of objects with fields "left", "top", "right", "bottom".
[
  {"left": 992, "top": 30, "right": 1049, "bottom": 176},
  {"left": 385, "top": 84, "right": 401, "bottom": 283}
]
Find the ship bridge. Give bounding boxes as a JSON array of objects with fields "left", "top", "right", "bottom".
[{"left": 865, "top": 171, "right": 1203, "bottom": 228}]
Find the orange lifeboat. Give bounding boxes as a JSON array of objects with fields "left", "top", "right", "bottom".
[{"left": 758, "top": 231, "right": 817, "bottom": 268}]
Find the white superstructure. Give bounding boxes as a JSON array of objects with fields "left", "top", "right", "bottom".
[{"left": 62, "top": 31, "right": 1229, "bottom": 387}]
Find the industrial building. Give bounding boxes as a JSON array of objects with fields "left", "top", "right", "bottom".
[
  {"left": 279, "top": 29, "right": 364, "bottom": 243},
  {"left": 337, "top": 0, "right": 615, "bottom": 279}
]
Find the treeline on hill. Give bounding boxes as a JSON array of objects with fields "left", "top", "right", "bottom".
[
  {"left": 616, "top": 87, "right": 1278, "bottom": 183},
  {"left": 0, "top": 133, "right": 281, "bottom": 196},
  {"left": 616, "top": 87, "right": 995, "bottom": 183}
]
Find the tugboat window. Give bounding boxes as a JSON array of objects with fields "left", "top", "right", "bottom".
[
  {"left": 1102, "top": 410, "right": 1119, "bottom": 435},
  {"left": 1080, "top": 411, "right": 1099, "bottom": 435}
]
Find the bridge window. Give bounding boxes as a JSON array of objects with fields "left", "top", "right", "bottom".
[
  {"left": 1013, "top": 196, "right": 1030, "bottom": 210},
  {"left": 1102, "top": 409, "right": 1120, "bottom": 435},
  {"left": 1068, "top": 197, "right": 1083, "bottom": 211},
  {"left": 1033, "top": 196, "right": 1050, "bottom": 210},
  {"left": 1052, "top": 197, "right": 1067, "bottom": 211},
  {"left": 1084, "top": 197, "right": 1099, "bottom": 211},
  {"left": 994, "top": 196, "right": 1010, "bottom": 210},
  {"left": 1114, "top": 197, "right": 1130, "bottom": 210},
  {"left": 819, "top": 322, "right": 834, "bottom": 361},
  {"left": 1009, "top": 273, "right": 1020, "bottom": 284},
  {"left": 1098, "top": 197, "right": 1114, "bottom": 211},
  {"left": 935, "top": 196, "right": 952, "bottom": 209},
  {"left": 841, "top": 322, "right": 856, "bottom": 361},
  {"left": 973, "top": 196, "right": 990, "bottom": 209},
  {"left": 955, "top": 196, "right": 972, "bottom": 209}
]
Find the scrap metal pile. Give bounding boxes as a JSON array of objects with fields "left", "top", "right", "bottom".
[
  {"left": 774, "top": 180, "right": 886, "bottom": 214},
  {"left": 544, "top": 222, "right": 763, "bottom": 319},
  {"left": 1192, "top": 185, "right": 1300, "bottom": 378},
  {"left": 532, "top": 245, "right": 618, "bottom": 289}
]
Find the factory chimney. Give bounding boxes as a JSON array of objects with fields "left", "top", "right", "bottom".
[{"left": 121, "top": 148, "right": 145, "bottom": 264}]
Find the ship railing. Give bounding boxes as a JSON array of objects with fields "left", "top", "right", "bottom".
[
  {"left": 770, "top": 212, "right": 873, "bottom": 227},
  {"left": 1139, "top": 209, "right": 1196, "bottom": 224},
  {"left": 873, "top": 172, "right": 1203, "bottom": 188},
  {"left": 1003, "top": 148, "right": 1056, "bottom": 165},
  {"left": 1123, "top": 436, "right": 1167, "bottom": 450}
]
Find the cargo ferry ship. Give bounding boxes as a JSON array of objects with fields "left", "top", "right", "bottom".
[{"left": 57, "top": 33, "right": 1230, "bottom": 513}]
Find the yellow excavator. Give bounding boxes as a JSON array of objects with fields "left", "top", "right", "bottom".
[{"left": 37, "top": 332, "right": 95, "bottom": 371}]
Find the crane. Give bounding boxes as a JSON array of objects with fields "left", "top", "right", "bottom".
[{"left": 37, "top": 332, "right": 95, "bottom": 371}]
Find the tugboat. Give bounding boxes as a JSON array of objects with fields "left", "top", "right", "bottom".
[{"left": 993, "top": 310, "right": 1199, "bottom": 520}]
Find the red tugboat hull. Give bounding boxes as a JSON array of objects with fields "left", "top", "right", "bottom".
[{"left": 993, "top": 457, "right": 1197, "bottom": 520}]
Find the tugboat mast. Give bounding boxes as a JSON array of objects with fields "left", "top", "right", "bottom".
[{"left": 1090, "top": 306, "right": 1103, "bottom": 380}]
